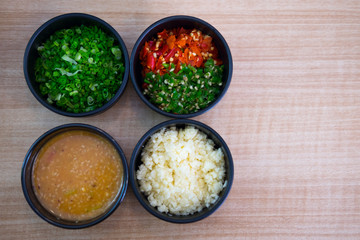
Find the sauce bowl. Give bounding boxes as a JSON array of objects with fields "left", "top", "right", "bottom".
[{"left": 21, "top": 123, "right": 128, "bottom": 229}]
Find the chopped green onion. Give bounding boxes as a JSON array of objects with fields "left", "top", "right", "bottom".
[
  {"left": 61, "top": 55, "right": 78, "bottom": 65},
  {"left": 103, "top": 89, "right": 108, "bottom": 98},
  {"left": 54, "top": 68, "right": 81, "bottom": 77},
  {"left": 54, "top": 93, "right": 62, "bottom": 101},
  {"left": 34, "top": 25, "right": 125, "bottom": 113},
  {"left": 87, "top": 96, "right": 94, "bottom": 105},
  {"left": 74, "top": 52, "right": 82, "bottom": 61},
  {"left": 89, "top": 83, "right": 98, "bottom": 91},
  {"left": 69, "top": 90, "right": 78, "bottom": 96},
  {"left": 111, "top": 47, "right": 122, "bottom": 60}
]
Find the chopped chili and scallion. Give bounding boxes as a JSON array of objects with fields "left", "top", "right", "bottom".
[
  {"left": 140, "top": 28, "right": 224, "bottom": 114},
  {"left": 35, "top": 25, "right": 125, "bottom": 113}
]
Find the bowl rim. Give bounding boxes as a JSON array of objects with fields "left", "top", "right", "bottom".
[
  {"left": 23, "top": 12, "right": 130, "bottom": 117},
  {"left": 21, "top": 123, "right": 129, "bottom": 229},
  {"left": 130, "top": 15, "right": 233, "bottom": 119},
  {"left": 129, "top": 119, "right": 234, "bottom": 223}
]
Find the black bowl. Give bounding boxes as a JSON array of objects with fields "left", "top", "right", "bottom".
[
  {"left": 129, "top": 119, "right": 233, "bottom": 223},
  {"left": 21, "top": 123, "right": 128, "bottom": 229},
  {"left": 24, "top": 13, "right": 130, "bottom": 117},
  {"left": 130, "top": 15, "right": 233, "bottom": 118}
]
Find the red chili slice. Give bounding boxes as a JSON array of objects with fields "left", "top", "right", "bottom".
[
  {"left": 166, "top": 35, "right": 176, "bottom": 49},
  {"left": 142, "top": 82, "right": 148, "bottom": 89},
  {"left": 164, "top": 47, "right": 177, "bottom": 62},
  {"left": 148, "top": 41, "right": 155, "bottom": 51},
  {"left": 147, "top": 54, "right": 155, "bottom": 71}
]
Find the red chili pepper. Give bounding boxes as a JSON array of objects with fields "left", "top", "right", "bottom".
[
  {"left": 214, "top": 59, "right": 223, "bottom": 65},
  {"left": 164, "top": 47, "right": 177, "bottom": 62},
  {"left": 194, "top": 56, "right": 203, "bottom": 68},
  {"left": 166, "top": 35, "right": 176, "bottom": 49},
  {"left": 142, "top": 82, "right": 149, "bottom": 89},
  {"left": 175, "top": 61, "right": 181, "bottom": 73},
  {"left": 160, "top": 44, "right": 169, "bottom": 55},
  {"left": 147, "top": 54, "right": 155, "bottom": 71},
  {"left": 149, "top": 41, "right": 156, "bottom": 50},
  {"left": 158, "top": 29, "right": 168, "bottom": 39},
  {"left": 155, "top": 50, "right": 163, "bottom": 57},
  {"left": 140, "top": 27, "right": 221, "bottom": 76},
  {"left": 200, "top": 43, "right": 208, "bottom": 50},
  {"left": 155, "top": 58, "right": 163, "bottom": 71},
  {"left": 178, "top": 27, "right": 187, "bottom": 35}
]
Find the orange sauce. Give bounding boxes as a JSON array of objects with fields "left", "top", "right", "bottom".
[{"left": 32, "top": 130, "right": 123, "bottom": 221}]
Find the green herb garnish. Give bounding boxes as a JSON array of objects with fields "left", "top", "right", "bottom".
[
  {"left": 35, "top": 25, "right": 125, "bottom": 113},
  {"left": 143, "top": 59, "right": 223, "bottom": 114}
]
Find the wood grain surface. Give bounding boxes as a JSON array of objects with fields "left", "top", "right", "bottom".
[{"left": 1, "top": 0, "right": 360, "bottom": 239}]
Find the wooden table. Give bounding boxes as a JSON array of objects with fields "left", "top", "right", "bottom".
[{"left": 1, "top": 0, "right": 360, "bottom": 239}]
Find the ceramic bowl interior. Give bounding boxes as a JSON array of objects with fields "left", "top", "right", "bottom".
[
  {"left": 130, "top": 15, "right": 233, "bottom": 118},
  {"left": 24, "top": 13, "right": 129, "bottom": 117},
  {"left": 21, "top": 123, "right": 128, "bottom": 229},
  {"left": 130, "top": 119, "right": 233, "bottom": 223}
]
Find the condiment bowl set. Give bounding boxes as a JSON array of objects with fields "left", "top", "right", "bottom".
[{"left": 22, "top": 13, "right": 233, "bottom": 228}]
